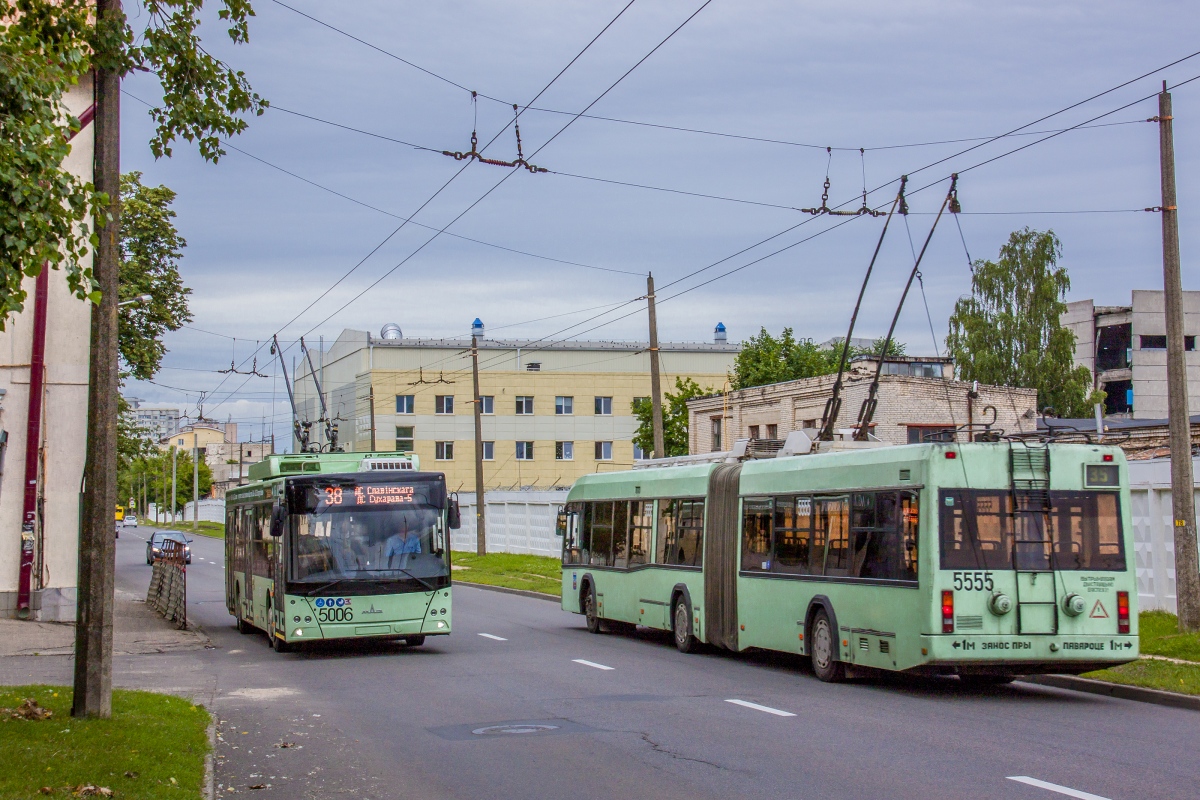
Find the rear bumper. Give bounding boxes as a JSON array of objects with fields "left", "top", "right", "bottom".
[{"left": 920, "top": 633, "right": 1138, "bottom": 671}]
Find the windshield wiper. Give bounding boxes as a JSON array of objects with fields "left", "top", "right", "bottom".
[
  {"left": 387, "top": 566, "right": 437, "bottom": 592},
  {"left": 302, "top": 578, "right": 356, "bottom": 597}
]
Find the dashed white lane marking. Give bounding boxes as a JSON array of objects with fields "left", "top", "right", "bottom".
[
  {"left": 724, "top": 699, "right": 796, "bottom": 717},
  {"left": 573, "top": 658, "right": 614, "bottom": 671},
  {"left": 478, "top": 633, "right": 508, "bottom": 641},
  {"left": 1007, "top": 777, "right": 1112, "bottom": 800}
]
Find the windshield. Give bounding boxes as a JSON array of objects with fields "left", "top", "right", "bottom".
[
  {"left": 288, "top": 504, "right": 450, "bottom": 588},
  {"left": 939, "top": 489, "right": 1125, "bottom": 571}
]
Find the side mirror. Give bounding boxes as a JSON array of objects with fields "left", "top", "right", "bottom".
[
  {"left": 555, "top": 510, "right": 567, "bottom": 537},
  {"left": 270, "top": 500, "right": 286, "bottom": 538},
  {"left": 186, "top": 538, "right": 194, "bottom": 544},
  {"left": 447, "top": 496, "right": 462, "bottom": 530}
]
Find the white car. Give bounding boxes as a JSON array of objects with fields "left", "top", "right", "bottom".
[{"left": 123, "top": 515, "right": 138, "bottom": 527}]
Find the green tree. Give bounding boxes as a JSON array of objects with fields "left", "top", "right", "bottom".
[
  {"left": 119, "top": 171, "right": 192, "bottom": 379},
  {"left": 632, "top": 378, "right": 711, "bottom": 458},
  {"left": 946, "top": 227, "right": 1097, "bottom": 418},
  {"left": 731, "top": 328, "right": 906, "bottom": 390},
  {"left": 119, "top": 448, "right": 211, "bottom": 517}
]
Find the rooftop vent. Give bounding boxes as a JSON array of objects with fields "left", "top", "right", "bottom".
[
  {"left": 714, "top": 322, "right": 727, "bottom": 343},
  {"left": 359, "top": 457, "right": 415, "bottom": 471},
  {"left": 526, "top": 362, "right": 541, "bottom": 371},
  {"left": 380, "top": 323, "right": 402, "bottom": 340},
  {"left": 471, "top": 317, "right": 485, "bottom": 339}
]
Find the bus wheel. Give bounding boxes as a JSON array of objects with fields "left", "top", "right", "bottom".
[
  {"left": 809, "top": 609, "right": 844, "bottom": 682},
  {"left": 404, "top": 635, "right": 426, "bottom": 647},
  {"left": 235, "top": 588, "right": 252, "bottom": 634},
  {"left": 583, "top": 586, "right": 602, "bottom": 634},
  {"left": 673, "top": 597, "right": 697, "bottom": 654},
  {"left": 269, "top": 617, "right": 292, "bottom": 653}
]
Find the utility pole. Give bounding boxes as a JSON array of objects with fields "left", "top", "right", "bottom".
[
  {"left": 74, "top": 0, "right": 121, "bottom": 719},
  {"left": 171, "top": 445, "right": 178, "bottom": 525},
  {"left": 646, "top": 273, "right": 665, "bottom": 458},
  {"left": 192, "top": 431, "right": 199, "bottom": 532},
  {"left": 369, "top": 384, "right": 377, "bottom": 451},
  {"left": 472, "top": 334, "right": 486, "bottom": 556},
  {"left": 1157, "top": 83, "right": 1200, "bottom": 631}
]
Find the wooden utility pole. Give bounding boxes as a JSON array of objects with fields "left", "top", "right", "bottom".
[
  {"left": 472, "top": 335, "right": 486, "bottom": 555},
  {"left": 646, "top": 274, "right": 666, "bottom": 458},
  {"left": 1157, "top": 83, "right": 1200, "bottom": 631},
  {"left": 368, "top": 384, "right": 377, "bottom": 451},
  {"left": 74, "top": 4, "right": 121, "bottom": 718}
]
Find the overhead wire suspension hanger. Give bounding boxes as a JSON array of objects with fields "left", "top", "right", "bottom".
[
  {"left": 802, "top": 147, "right": 886, "bottom": 217},
  {"left": 442, "top": 92, "right": 548, "bottom": 173}
]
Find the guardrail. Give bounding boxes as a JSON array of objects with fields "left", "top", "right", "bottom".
[{"left": 146, "top": 539, "right": 187, "bottom": 628}]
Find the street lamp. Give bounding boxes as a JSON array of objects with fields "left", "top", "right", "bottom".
[{"left": 118, "top": 294, "right": 152, "bottom": 308}]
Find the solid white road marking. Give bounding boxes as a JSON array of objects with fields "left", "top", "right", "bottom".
[
  {"left": 724, "top": 699, "right": 796, "bottom": 717},
  {"left": 572, "top": 659, "right": 614, "bottom": 671},
  {"left": 478, "top": 633, "right": 508, "bottom": 641},
  {"left": 1007, "top": 777, "right": 1112, "bottom": 800}
]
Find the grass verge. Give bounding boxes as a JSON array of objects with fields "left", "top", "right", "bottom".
[
  {"left": 1135, "top": 610, "right": 1200, "bottom": 662},
  {"left": 0, "top": 685, "right": 210, "bottom": 799},
  {"left": 157, "top": 521, "right": 225, "bottom": 539},
  {"left": 450, "top": 552, "right": 561, "bottom": 596},
  {"left": 1083, "top": 659, "right": 1200, "bottom": 696}
]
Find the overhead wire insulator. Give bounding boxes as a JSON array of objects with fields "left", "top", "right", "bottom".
[
  {"left": 801, "top": 146, "right": 885, "bottom": 217},
  {"left": 440, "top": 97, "right": 548, "bottom": 173}
]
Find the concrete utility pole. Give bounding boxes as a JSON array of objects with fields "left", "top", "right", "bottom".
[
  {"left": 192, "top": 432, "right": 199, "bottom": 531},
  {"left": 171, "top": 445, "right": 178, "bottom": 525},
  {"left": 1157, "top": 83, "right": 1200, "bottom": 631},
  {"left": 646, "top": 274, "right": 666, "bottom": 458},
  {"left": 73, "top": 0, "right": 122, "bottom": 719},
  {"left": 472, "top": 334, "right": 486, "bottom": 556}
]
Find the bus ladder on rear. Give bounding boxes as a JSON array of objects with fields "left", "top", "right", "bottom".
[{"left": 1009, "top": 441, "right": 1058, "bottom": 635}]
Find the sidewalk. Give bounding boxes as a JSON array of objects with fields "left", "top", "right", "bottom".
[{"left": 0, "top": 588, "right": 210, "bottom": 657}]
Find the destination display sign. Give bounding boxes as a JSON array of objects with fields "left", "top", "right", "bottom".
[{"left": 320, "top": 484, "right": 416, "bottom": 506}]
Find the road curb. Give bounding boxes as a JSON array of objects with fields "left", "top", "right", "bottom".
[
  {"left": 203, "top": 716, "right": 216, "bottom": 799},
  {"left": 1020, "top": 674, "right": 1200, "bottom": 712},
  {"left": 455, "top": 581, "right": 559, "bottom": 603}
]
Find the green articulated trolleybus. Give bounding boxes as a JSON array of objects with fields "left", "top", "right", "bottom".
[
  {"left": 226, "top": 451, "right": 461, "bottom": 653},
  {"left": 558, "top": 433, "right": 1139, "bottom": 683}
]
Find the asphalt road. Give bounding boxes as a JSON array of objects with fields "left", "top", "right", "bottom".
[{"left": 99, "top": 527, "right": 1199, "bottom": 799}]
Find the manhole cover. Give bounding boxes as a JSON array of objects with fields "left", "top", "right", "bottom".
[{"left": 472, "top": 724, "right": 560, "bottom": 736}]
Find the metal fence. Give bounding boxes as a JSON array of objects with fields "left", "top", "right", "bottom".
[
  {"left": 146, "top": 538, "right": 187, "bottom": 628},
  {"left": 1130, "top": 457, "right": 1200, "bottom": 614},
  {"left": 451, "top": 490, "right": 569, "bottom": 557}
]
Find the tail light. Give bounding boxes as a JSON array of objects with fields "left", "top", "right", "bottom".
[
  {"left": 942, "top": 590, "right": 954, "bottom": 633},
  {"left": 1117, "top": 591, "right": 1130, "bottom": 634}
]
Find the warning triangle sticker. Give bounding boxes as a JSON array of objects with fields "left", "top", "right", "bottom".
[{"left": 1090, "top": 600, "right": 1109, "bottom": 619}]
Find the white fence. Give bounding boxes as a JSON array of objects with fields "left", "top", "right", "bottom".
[
  {"left": 143, "top": 500, "right": 224, "bottom": 525},
  {"left": 1130, "top": 457, "right": 1200, "bottom": 614},
  {"left": 451, "top": 490, "right": 569, "bottom": 557}
]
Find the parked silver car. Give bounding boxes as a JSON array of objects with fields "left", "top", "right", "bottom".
[{"left": 146, "top": 531, "right": 192, "bottom": 564}]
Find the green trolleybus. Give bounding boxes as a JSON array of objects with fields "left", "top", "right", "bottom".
[
  {"left": 558, "top": 438, "right": 1138, "bottom": 682},
  {"left": 226, "top": 452, "right": 460, "bottom": 653}
]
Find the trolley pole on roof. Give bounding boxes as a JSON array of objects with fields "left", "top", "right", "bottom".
[
  {"left": 647, "top": 274, "right": 666, "bottom": 458},
  {"left": 472, "top": 334, "right": 487, "bottom": 555},
  {"left": 1156, "top": 83, "right": 1200, "bottom": 631}
]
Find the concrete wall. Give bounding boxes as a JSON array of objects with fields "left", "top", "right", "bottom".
[
  {"left": 0, "top": 82, "right": 94, "bottom": 621},
  {"left": 1130, "top": 290, "right": 1200, "bottom": 419},
  {"left": 1130, "top": 457, "right": 1200, "bottom": 614},
  {"left": 451, "top": 490, "right": 567, "bottom": 558},
  {"left": 1062, "top": 299, "right": 1096, "bottom": 374}
]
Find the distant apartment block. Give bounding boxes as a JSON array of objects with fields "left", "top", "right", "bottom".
[
  {"left": 1062, "top": 289, "right": 1200, "bottom": 419},
  {"left": 126, "top": 397, "right": 183, "bottom": 441}
]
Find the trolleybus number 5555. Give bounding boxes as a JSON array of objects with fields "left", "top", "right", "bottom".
[{"left": 952, "top": 571, "right": 994, "bottom": 591}]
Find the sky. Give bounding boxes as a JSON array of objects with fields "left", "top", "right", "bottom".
[{"left": 118, "top": 0, "right": 1200, "bottom": 444}]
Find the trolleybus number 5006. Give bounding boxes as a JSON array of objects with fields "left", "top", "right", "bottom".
[
  {"left": 952, "top": 571, "right": 994, "bottom": 591},
  {"left": 316, "top": 606, "right": 354, "bottom": 623}
]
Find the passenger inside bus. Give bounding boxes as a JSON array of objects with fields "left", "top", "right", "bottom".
[{"left": 291, "top": 506, "right": 447, "bottom": 582}]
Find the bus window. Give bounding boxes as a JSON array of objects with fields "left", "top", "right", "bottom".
[
  {"left": 850, "top": 492, "right": 908, "bottom": 580},
  {"left": 656, "top": 501, "right": 677, "bottom": 564},
  {"left": 940, "top": 490, "right": 1015, "bottom": 570},
  {"left": 612, "top": 502, "right": 630, "bottom": 568},
  {"left": 816, "top": 497, "right": 850, "bottom": 575},
  {"left": 629, "top": 501, "right": 653, "bottom": 566},
  {"left": 900, "top": 491, "right": 919, "bottom": 581},
  {"left": 660, "top": 498, "right": 704, "bottom": 567},
  {"left": 580, "top": 503, "right": 594, "bottom": 564},
  {"left": 741, "top": 498, "right": 772, "bottom": 571},
  {"left": 589, "top": 502, "right": 615, "bottom": 567},
  {"left": 1048, "top": 492, "right": 1125, "bottom": 571},
  {"left": 774, "top": 497, "right": 813, "bottom": 574},
  {"left": 561, "top": 504, "right": 584, "bottom": 565}
]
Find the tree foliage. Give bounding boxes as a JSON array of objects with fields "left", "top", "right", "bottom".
[
  {"left": 731, "top": 328, "right": 905, "bottom": 390},
  {"left": 946, "top": 227, "right": 1097, "bottom": 418},
  {"left": 119, "top": 447, "right": 212, "bottom": 515},
  {"left": 632, "top": 377, "right": 711, "bottom": 458},
  {"left": 0, "top": 0, "right": 266, "bottom": 322},
  {"left": 119, "top": 171, "right": 192, "bottom": 379}
]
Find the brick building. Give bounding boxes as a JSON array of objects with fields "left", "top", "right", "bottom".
[{"left": 686, "top": 361, "right": 1037, "bottom": 452}]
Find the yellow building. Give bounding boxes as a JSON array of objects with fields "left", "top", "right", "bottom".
[{"left": 294, "top": 324, "right": 739, "bottom": 490}]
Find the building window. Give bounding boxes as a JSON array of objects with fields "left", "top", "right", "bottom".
[
  {"left": 556, "top": 441, "right": 574, "bottom": 460},
  {"left": 633, "top": 443, "right": 648, "bottom": 460},
  {"left": 906, "top": 424, "right": 956, "bottom": 444},
  {"left": 516, "top": 396, "right": 534, "bottom": 415},
  {"left": 396, "top": 395, "right": 414, "bottom": 414},
  {"left": 594, "top": 396, "right": 613, "bottom": 415},
  {"left": 711, "top": 417, "right": 722, "bottom": 451},
  {"left": 396, "top": 426, "right": 415, "bottom": 452},
  {"left": 480, "top": 396, "right": 494, "bottom": 414},
  {"left": 767, "top": 424, "right": 778, "bottom": 439},
  {"left": 748, "top": 425, "right": 760, "bottom": 440},
  {"left": 595, "top": 441, "right": 613, "bottom": 460},
  {"left": 1139, "top": 334, "right": 1196, "bottom": 350},
  {"left": 482, "top": 441, "right": 494, "bottom": 461},
  {"left": 555, "top": 396, "right": 574, "bottom": 415},
  {"left": 435, "top": 441, "right": 454, "bottom": 460},
  {"left": 516, "top": 441, "right": 534, "bottom": 460},
  {"left": 435, "top": 395, "right": 454, "bottom": 414}
]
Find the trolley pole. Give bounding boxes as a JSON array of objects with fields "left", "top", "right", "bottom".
[
  {"left": 647, "top": 274, "right": 666, "bottom": 458},
  {"left": 472, "top": 334, "right": 486, "bottom": 556},
  {"left": 1157, "top": 83, "right": 1200, "bottom": 631}
]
